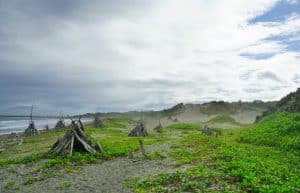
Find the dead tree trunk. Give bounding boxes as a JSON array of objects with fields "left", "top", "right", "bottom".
[
  {"left": 129, "top": 121, "right": 148, "bottom": 137},
  {"left": 202, "top": 125, "right": 213, "bottom": 135},
  {"left": 55, "top": 118, "right": 66, "bottom": 129},
  {"left": 23, "top": 105, "right": 39, "bottom": 136},
  {"left": 93, "top": 114, "right": 104, "bottom": 128},
  {"left": 139, "top": 139, "right": 149, "bottom": 159}
]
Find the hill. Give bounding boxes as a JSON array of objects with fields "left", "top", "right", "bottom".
[
  {"left": 256, "top": 88, "right": 300, "bottom": 121},
  {"left": 82, "top": 101, "right": 274, "bottom": 129}
]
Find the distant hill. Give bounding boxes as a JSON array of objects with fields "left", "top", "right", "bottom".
[
  {"left": 81, "top": 100, "right": 275, "bottom": 128},
  {"left": 256, "top": 88, "right": 300, "bottom": 122}
]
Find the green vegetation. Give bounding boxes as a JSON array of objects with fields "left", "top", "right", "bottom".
[
  {"left": 161, "top": 103, "right": 185, "bottom": 117},
  {"left": 0, "top": 117, "right": 171, "bottom": 186},
  {"left": 102, "top": 117, "right": 135, "bottom": 128},
  {"left": 129, "top": 113, "right": 300, "bottom": 192},
  {"left": 206, "top": 114, "right": 239, "bottom": 125},
  {"left": 1, "top": 111, "right": 300, "bottom": 192},
  {"left": 256, "top": 88, "right": 300, "bottom": 121},
  {"left": 5, "top": 181, "right": 19, "bottom": 190},
  {"left": 167, "top": 123, "right": 201, "bottom": 130},
  {"left": 239, "top": 113, "right": 300, "bottom": 152}
]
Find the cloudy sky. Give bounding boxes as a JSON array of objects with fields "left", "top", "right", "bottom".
[{"left": 0, "top": 0, "right": 300, "bottom": 115}]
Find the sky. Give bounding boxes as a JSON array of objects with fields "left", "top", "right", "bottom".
[{"left": 0, "top": 0, "right": 299, "bottom": 115}]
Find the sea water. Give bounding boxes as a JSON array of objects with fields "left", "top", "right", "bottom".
[{"left": 0, "top": 117, "right": 90, "bottom": 135}]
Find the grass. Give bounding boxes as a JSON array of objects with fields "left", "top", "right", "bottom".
[
  {"left": 238, "top": 113, "right": 300, "bottom": 152},
  {"left": 0, "top": 117, "right": 171, "bottom": 185},
  {"left": 1, "top": 113, "right": 300, "bottom": 192},
  {"left": 206, "top": 114, "right": 239, "bottom": 125},
  {"left": 102, "top": 117, "right": 135, "bottom": 128},
  {"left": 129, "top": 113, "right": 300, "bottom": 192},
  {"left": 131, "top": 132, "right": 300, "bottom": 192},
  {"left": 167, "top": 123, "right": 201, "bottom": 130}
]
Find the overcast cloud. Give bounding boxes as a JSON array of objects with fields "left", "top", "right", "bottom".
[{"left": 0, "top": 0, "right": 299, "bottom": 115}]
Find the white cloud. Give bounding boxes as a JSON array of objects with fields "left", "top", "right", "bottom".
[{"left": 0, "top": 0, "right": 300, "bottom": 113}]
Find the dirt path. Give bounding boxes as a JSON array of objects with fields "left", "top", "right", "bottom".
[{"left": 0, "top": 142, "right": 184, "bottom": 193}]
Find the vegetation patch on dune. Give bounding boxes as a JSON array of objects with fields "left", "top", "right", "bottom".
[
  {"left": 131, "top": 130, "right": 300, "bottom": 192},
  {"left": 167, "top": 123, "right": 201, "bottom": 130},
  {"left": 239, "top": 113, "right": 300, "bottom": 152},
  {"left": 206, "top": 114, "right": 240, "bottom": 125}
]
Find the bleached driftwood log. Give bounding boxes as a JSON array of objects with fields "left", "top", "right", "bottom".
[{"left": 50, "top": 119, "right": 102, "bottom": 156}]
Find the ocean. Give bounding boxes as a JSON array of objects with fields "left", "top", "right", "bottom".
[{"left": 0, "top": 116, "right": 91, "bottom": 135}]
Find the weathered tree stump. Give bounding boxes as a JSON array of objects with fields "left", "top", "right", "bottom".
[
  {"left": 139, "top": 139, "right": 149, "bottom": 159},
  {"left": 23, "top": 105, "right": 39, "bottom": 136},
  {"left": 55, "top": 118, "right": 66, "bottom": 129},
  {"left": 50, "top": 119, "right": 102, "bottom": 156},
  {"left": 24, "top": 122, "right": 39, "bottom": 136},
  {"left": 128, "top": 121, "right": 148, "bottom": 137},
  {"left": 202, "top": 125, "right": 213, "bottom": 136},
  {"left": 93, "top": 115, "right": 104, "bottom": 128}
]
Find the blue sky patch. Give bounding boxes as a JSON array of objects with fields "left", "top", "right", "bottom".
[
  {"left": 250, "top": 0, "right": 300, "bottom": 23},
  {"left": 240, "top": 53, "right": 276, "bottom": 60}
]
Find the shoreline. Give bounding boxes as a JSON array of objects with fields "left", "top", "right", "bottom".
[{"left": 0, "top": 120, "right": 93, "bottom": 140}]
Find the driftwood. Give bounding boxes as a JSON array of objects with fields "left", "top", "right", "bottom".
[
  {"left": 129, "top": 121, "right": 148, "bottom": 137},
  {"left": 139, "top": 139, "right": 149, "bottom": 159},
  {"left": 202, "top": 125, "right": 213, "bottom": 135},
  {"left": 50, "top": 119, "right": 101, "bottom": 156},
  {"left": 55, "top": 117, "right": 66, "bottom": 129},
  {"left": 23, "top": 106, "right": 39, "bottom": 136},
  {"left": 93, "top": 115, "right": 104, "bottom": 128}
]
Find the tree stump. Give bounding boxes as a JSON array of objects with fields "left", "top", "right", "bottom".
[
  {"left": 23, "top": 121, "right": 39, "bottom": 136},
  {"left": 128, "top": 121, "right": 148, "bottom": 137},
  {"left": 93, "top": 115, "right": 104, "bottom": 128},
  {"left": 55, "top": 119, "right": 66, "bottom": 129},
  {"left": 23, "top": 105, "right": 39, "bottom": 136},
  {"left": 202, "top": 125, "right": 213, "bottom": 136}
]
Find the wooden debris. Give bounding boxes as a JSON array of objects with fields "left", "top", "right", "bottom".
[
  {"left": 23, "top": 105, "right": 39, "bottom": 136},
  {"left": 50, "top": 118, "right": 102, "bottom": 156},
  {"left": 128, "top": 120, "right": 148, "bottom": 137},
  {"left": 139, "top": 139, "right": 149, "bottom": 159},
  {"left": 93, "top": 114, "right": 104, "bottom": 128},
  {"left": 202, "top": 125, "right": 213, "bottom": 136},
  {"left": 55, "top": 117, "right": 66, "bottom": 129}
]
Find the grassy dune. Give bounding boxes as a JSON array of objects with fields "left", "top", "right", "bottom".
[{"left": 0, "top": 115, "right": 299, "bottom": 192}]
